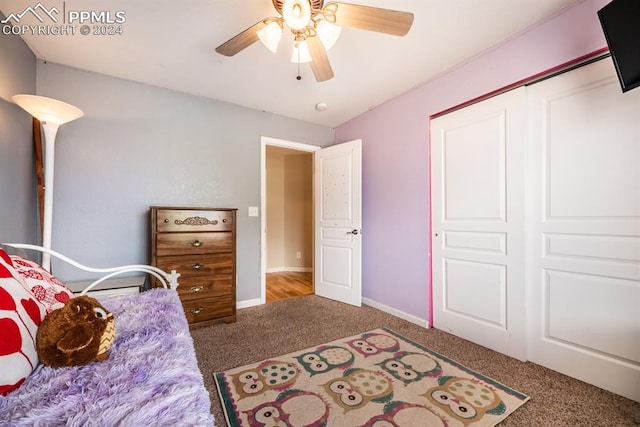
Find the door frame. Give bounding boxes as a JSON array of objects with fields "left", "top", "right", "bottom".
[{"left": 260, "top": 136, "right": 320, "bottom": 304}]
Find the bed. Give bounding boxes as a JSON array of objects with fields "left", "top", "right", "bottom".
[{"left": 0, "top": 244, "right": 215, "bottom": 426}]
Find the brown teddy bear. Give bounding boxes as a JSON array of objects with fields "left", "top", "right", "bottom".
[{"left": 36, "top": 295, "right": 115, "bottom": 368}]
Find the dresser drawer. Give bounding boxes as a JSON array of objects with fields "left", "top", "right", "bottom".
[
  {"left": 156, "top": 232, "right": 233, "bottom": 256},
  {"left": 151, "top": 206, "right": 237, "bottom": 328},
  {"left": 182, "top": 296, "right": 234, "bottom": 324},
  {"left": 155, "top": 209, "right": 234, "bottom": 232},
  {"left": 155, "top": 253, "right": 233, "bottom": 278},
  {"left": 177, "top": 277, "right": 233, "bottom": 302}
]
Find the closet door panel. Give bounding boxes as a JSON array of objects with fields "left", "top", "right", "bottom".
[
  {"left": 431, "top": 87, "right": 527, "bottom": 361},
  {"left": 527, "top": 58, "right": 640, "bottom": 402},
  {"left": 546, "top": 82, "right": 639, "bottom": 218}
]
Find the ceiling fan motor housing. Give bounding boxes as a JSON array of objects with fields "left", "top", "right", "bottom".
[{"left": 272, "top": 0, "right": 324, "bottom": 15}]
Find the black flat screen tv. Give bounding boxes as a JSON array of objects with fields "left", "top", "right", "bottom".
[{"left": 597, "top": 0, "right": 640, "bottom": 93}]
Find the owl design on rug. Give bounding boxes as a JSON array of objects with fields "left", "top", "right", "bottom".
[
  {"left": 322, "top": 368, "right": 393, "bottom": 412},
  {"left": 232, "top": 360, "right": 299, "bottom": 398},
  {"left": 423, "top": 376, "right": 506, "bottom": 425},
  {"left": 378, "top": 351, "right": 443, "bottom": 384},
  {"left": 244, "top": 390, "right": 329, "bottom": 427},
  {"left": 294, "top": 345, "right": 354, "bottom": 376},
  {"left": 346, "top": 332, "right": 399, "bottom": 357},
  {"left": 357, "top": 401, "right": 448, "bottom": 427}
]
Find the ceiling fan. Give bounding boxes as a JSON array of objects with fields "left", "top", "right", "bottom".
[{"left": 215, "top": 0, "right": 414, "bottom": 82}]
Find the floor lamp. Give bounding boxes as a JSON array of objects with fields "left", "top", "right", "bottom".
[{"left": 12, "top": 95, "right": 84, "bottom": 272}]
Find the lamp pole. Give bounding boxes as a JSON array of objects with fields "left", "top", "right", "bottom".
[
  {"left": 12, "top": 95, "right": 84, "bottom": 272},
  {"left": 40, "top": 121, "right": 60, "bottom": 271}
]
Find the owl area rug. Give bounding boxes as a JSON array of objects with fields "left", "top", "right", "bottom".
[{"left": 214, "top": 328, "right": 529, "bottom": 426}]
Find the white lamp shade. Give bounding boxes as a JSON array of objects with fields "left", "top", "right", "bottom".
[
  {"left": 291, "top": 40, "right": 312, "bottom": 63},
  {"left": 257, "top": 21, "right": 283, "bottom": 53},
  {"left": 317, "top": 20, "right": 341, "bottom": 51},
  {"left": 283, "top": 0, "right": 311, "bottom": 31},
  {"left": 12, "top": 95, "right": 84, "bottom": 126}
]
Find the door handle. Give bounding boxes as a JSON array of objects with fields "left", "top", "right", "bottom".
[{"left": 347, "top": 229, "right": 359, "bottom": 235}]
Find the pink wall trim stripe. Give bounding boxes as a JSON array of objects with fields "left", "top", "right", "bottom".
[{"left": 432, "top": 47, "right": 609, "bottom": 119}]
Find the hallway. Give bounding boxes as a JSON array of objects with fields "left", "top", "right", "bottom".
[{"left": 266, "top": 271, "right": 313, "bottom": 302}]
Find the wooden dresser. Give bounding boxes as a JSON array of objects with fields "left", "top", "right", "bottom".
[{"left": 150, "top": 206, "right": 237, "bottom": 328}]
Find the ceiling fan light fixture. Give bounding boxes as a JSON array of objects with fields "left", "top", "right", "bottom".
[
  {"left": 316, "top": 19, "right": 341, "bottom": 51},
  {"left": 282, "top": 0, "right": 312, "bottom": 30},
  {"left": 257, "top": 21, "right": 283, "bottom": 53},
  {"left": 291, "top": 40, "right": 312, "bottom": 63},
  {"left": 216, "top": 0, "right": 414, "bottom": 82}
]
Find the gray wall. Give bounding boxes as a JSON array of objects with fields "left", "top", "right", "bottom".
[
  {"left": 0, "top": 13, "right": 37, "bottom": 244},
  {"left": 35, "top": 61, "right": 334, "bottom": 302}
]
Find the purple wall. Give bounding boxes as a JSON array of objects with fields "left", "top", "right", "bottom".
[{"left": 335, "top": 0, "right": 609, "bottom": 322}]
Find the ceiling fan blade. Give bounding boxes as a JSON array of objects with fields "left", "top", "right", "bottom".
[
  {"left": 215, "top": 20, "right": 268, "bottom": 56},
  {"left": 328, "top": 2, "right": 414, "bottom": 36},
  {"left": 307, "top": 35, "right": 334, "bottom": 82}
]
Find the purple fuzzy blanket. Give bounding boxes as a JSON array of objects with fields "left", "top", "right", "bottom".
[{"left": 0, "top": 288, "right": 215, "bottom": 426}]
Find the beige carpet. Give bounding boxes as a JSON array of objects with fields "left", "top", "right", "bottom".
[{"left": 191, "top": 295, "right": 640, "bottom": 426}]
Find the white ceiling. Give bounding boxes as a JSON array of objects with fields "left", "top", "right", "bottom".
[{"left": 1, "top": 0, "right": 581, "bottom": 127}]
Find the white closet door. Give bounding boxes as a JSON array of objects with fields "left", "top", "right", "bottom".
[
  {"left": 527, "top": 58, "right": 640, "bottom": 402},
  {"left": 431, "top": 87, "right": 527, "bottom": 361}
]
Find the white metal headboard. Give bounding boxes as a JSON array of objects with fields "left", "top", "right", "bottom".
[{"left": 2, "top": 243, "right": 180, "bottom": 295}]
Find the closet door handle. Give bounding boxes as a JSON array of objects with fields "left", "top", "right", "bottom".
[{"left": 347, "top": 229, "right": 359, "bottom": 235}]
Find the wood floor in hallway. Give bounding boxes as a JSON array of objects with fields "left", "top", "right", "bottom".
[{"left": 266, "top": 271, "right": 313, "bottom": 302}]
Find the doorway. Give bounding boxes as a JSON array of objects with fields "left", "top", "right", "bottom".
[
  {"left": 260, "top": 136, "right": 363, "bottom": 306},
  {"left": 261, "top": 137, "right": 319, "bottom": 303}
]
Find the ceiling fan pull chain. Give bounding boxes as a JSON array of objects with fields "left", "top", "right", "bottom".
[{"left": 296, "top": 45, "right": 302, "bottom": 80}]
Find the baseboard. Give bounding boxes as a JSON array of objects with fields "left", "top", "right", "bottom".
[
  {"left": 67, "top": 276, "right": 146, "bottom": 293},
  {"left": 266, "top": 267, "right": 313, "bottom": 273},
  {"left": 237, "top": 298, "right": 263, "bottom": 309},
  {"left": 86, "top": 287, "right": 140, "bottom": 300},
  {"left": 235, "top": 296, "right": 430, "bottom": 329},
  {"left": 67, "top": 276, "right": 144, "bottom": 300},
  {"left": 362, "top": 297, "right": 430, "bottom": 328}
]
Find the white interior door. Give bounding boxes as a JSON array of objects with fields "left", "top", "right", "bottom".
[
  {"left": 314, "top": 139, "right": 362, "bottom": 306},
  {"left": 527, "top": 58, "right": 640, "bottom": 402},
  {"left": 430, "top": 87, "right": 527, "bottom": 361}
]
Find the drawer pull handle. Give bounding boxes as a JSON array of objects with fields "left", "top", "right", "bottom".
[
  {"left": 191, "top": 240, "right": 203, "bottom": 247},
  {"left": 191, "top": 262, "right": 204, "bottom": 270},
  {"left": 190, "top": 285, "right": 204, "bottom": 293},
  {"left": 190, "top": 308, "right": 203, "bottom": 315}
]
